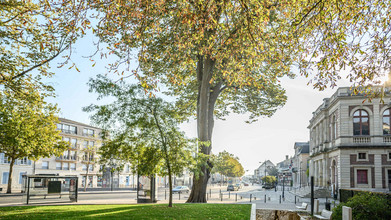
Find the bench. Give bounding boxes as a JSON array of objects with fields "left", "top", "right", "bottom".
[
  {"left": 296, "top": 202, "right": 308, "bottom": 210},
  {"left": 314, "top": 209, "right": 332, "bottom": 220}
]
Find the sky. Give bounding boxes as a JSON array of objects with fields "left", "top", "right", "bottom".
[{"left": 45, "top": 33, "right": 351, "bottom": 177}]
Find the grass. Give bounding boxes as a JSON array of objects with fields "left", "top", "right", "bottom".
[{"left": 0, "top": 203, "right": 251, "bottom": 219}]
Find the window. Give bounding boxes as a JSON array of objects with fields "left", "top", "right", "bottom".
[
  {"left": 70, "top": 151, "right": 76, "bottom": 160},
  {"left": 83, "top": 128, "right": 95, "bottom": 137},
  {"left": 358, "top": 153, "right": 367, "bottom": 160},
  {"left": 70, "top": 139, "right": 77, "bottom": 149},
  {"left": 0, "top": 153, "right": 10, "bottom": 164},
  {"left": 57, "top": 123, "right": 62, "bottom": 130},
  {"left": 82, "top": 164, "right": 87, "bottom": 171},
  {"left": 56, "top": 162, "right": 62, "bottom": 170},
  {"left": 357, "top": 169, "right": 368, "bottom": 184},
  {"left": 2, "top": 172, "right": 9, "bottom": 184},
  {"left": 89, "top": 141, "right": 94, "bottom": 148},
  {"left": 70, "top": 126, "right": 77, "bottom": 134},
  {"left": 63, "top": 151, "right": 69, "bottom": 160},
  {"left": 89, "top": 153, "right": 94, "bottom": 162},
  {"left": 383, "top": 109, "right": 391, "bottom": 135},
  {"left": 63, "top": 137, "right": 70, "bottom": 144},
  {"left": 83, "top": 141, "right": 88, "bottom": 149},
  {"left": 63, "top": 163, "right": 69, "bottom": 170},
  {"left": 389, "top": 152, "right": 391, "bottom": 160},
  {"left": 353, "top": 110, "right": 369, "bottom": 135},
  {"left": 19, "top": 172, "right": 27, "bottom": 184},
  {"left": 18, "top": 157, "right": 31, "bottom": 165},
  {"left": 70, "top": 163, "right": 76, "bottom": 170},
  {"left": 89, "top": 164, "right": 94, "bottom": 171},
  {"left": 42, "top": 161, "right": 49, "bottom": 169}
]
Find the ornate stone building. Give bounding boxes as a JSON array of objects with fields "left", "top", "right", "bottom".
[{"left": 309, "top": 87, "right": 391, "bottom": 198}]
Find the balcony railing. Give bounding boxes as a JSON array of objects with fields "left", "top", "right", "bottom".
[
  {"left": 56, "top": 156, "right": 78, "bottom": 161},
  {"left": 383, "top": 136, "right": 391, "bottom": 143},
  {"left": 353, "top": 136, "right": 371, "bottom": 143}
]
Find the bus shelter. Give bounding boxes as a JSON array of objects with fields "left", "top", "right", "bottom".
[
  {"left": 22, "top": 174, "right": 78, "bottom": 204},
  {"left": 137, "top": 175, "right": 157, "bottom": 203}
]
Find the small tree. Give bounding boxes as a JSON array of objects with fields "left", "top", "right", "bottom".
[
  {"left": 84, "top": 75, "right": 195, "bottom": 207},
  {"left": 0, "top": 83, "right": 67, "bottom": 193}
]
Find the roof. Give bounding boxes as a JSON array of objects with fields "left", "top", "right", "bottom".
[
  {"left": 295, "top": 142, "right": 309, "bottom": 154},
  {"left": 59, "top": 118, "right": 101, "bottom": 130}
]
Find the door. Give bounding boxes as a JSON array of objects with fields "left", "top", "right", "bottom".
[{"left": 388, "top": 170, "right": 391, "bottom": 190}]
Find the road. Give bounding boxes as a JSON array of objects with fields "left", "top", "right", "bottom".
[{"left": 0, "top": 184, "right": 337, "bottom": 211}]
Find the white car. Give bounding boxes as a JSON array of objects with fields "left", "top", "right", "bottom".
[{"left": 172, "top": 186, "right": 190, "bottom": 193}]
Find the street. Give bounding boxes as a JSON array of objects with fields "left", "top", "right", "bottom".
[{"left": 0, "top": 184, "right": 336, "bottom": 212}]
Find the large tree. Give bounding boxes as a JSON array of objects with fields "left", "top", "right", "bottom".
[
  {"left": 0, "top": 83, "right": 68, "bottom": 193},
  {"left": 85, "top": 0, "right": 391, "bottom": 202},
  {"left": 84, "top": 75, "right": 195, "bottom": 207},
  {"left": 88, "top": 0, "right": 290, "bottom": 203}
]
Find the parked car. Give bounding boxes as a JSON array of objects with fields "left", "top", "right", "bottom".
[
  {"left": 227, "top": 184, "right": 239, "bottom": 191},
  {"left": 172, "top": 186, "right": 190, "bottom": 193},
  {"left": 235, "top": 183, "right": 243, "bottom": 189},
  {"left": 262, "top": 183, "right": 275, "bottom": 189},
  {"left": 243, "top": 182, "right": 249, "bottom": 186}
]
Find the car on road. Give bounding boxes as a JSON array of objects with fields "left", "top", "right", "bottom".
[
  {"left": 242, "top": 182, "right": 249, "bottom": 186},
  {"left": 235, "top": 183, "right": 243, "bottom": 189},
  {"left": 172, "top": 186, "right": 190, "bottom": 193},
  {"left": 262, "top": 183, "right": 275, "bottom": 189},
  {"left": 227, "top": 184, "right": 239, "bottom": 191}
]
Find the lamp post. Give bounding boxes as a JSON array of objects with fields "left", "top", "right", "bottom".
[{"left": 282, "top": 174, "right": 285, "bottom": 199}]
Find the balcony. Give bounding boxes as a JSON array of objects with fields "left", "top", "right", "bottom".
[
  {"left": 353, "top": 136, "right": 371, "bottom": 143},
  {"left": 56, "top": 156, "right": 78, "bottom": 161}
]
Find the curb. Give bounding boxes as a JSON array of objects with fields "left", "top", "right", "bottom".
[{"left": 250, "top": 203, "right": 256, "bottom": 220}]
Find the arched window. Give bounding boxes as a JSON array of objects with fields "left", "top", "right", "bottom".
[
  {"left": 383, "top": 109, "right": 391, "bottom": 135},
  {"left": 353, "top": 110, "right": 369, "bottom": 135}
]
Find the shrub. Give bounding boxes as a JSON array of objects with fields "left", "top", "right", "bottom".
[{"left": 331, "top": 192, "right": 391, "bottom": 220}]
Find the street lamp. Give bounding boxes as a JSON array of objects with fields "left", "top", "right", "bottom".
[{"left": 282, "top": 174, "right": 285, "bottom": 199}]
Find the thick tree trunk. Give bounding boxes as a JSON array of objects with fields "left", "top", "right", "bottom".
[
  {"left": 187, "top": 56, "right": 221, "bottom": 203},
  {"left": 7, "top": 158, "right": 15, "bottom": 193}
]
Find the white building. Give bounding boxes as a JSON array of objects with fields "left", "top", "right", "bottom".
[
  {"left": 0, "top": 118, "right": 104, "bottom": 192},
  {"left": 308, "top": 87, "right": 391, "bottom": 198}
]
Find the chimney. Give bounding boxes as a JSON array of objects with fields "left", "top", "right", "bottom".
[{"left": 285, "top": 155, "right": 288, "bottom": 160}]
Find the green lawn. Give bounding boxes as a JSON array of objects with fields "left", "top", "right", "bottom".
[{"left": 0, "top": 203, "right": 251, "bottom": 219}]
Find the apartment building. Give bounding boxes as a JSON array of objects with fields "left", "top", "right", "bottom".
[
  {"left": 308, "top": 87, "right": 391, "bottom": 198},
  {"left": 0, "top": 118, "right": 103, "bottom": 191}
]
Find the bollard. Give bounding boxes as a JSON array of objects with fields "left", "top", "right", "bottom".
[
  {"left": 241, "top": 196, "right": 243, "bottom": 200},
  {"left": 165, "top": 190, "right": 166, "bottom": 200},
  {"left": 221, "top": 193, "right": 223, "bottom": 201},
  {"left": 295, "top": 196, "right": 296, "bottom": 204},
  {"left": 220, "top": 189, "right": 221, "bottom": 195},
  {"left": 179, "top": 191, "right": 181, "bottom": 200},
  {"left": 210, "top": 189, "right": 212, "bottom": 198},
  {"left": 279, "top": 195, "right": 281, "bottom": 204},
  {"left": 229, "top": 191, "right": 230, "bottom": 199},
  {"left": 264, "top": 194, "right": 266, "bottom": 203},
  {"left": 235, "top": 193, "right": 237, "bottom": 202},
  {"left": 250, "top": 194, "right": 252, "bottom": 202}
]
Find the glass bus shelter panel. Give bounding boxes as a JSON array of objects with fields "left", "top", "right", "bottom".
[{"left": 22, "top": 175, "right": 78, "bottom": 204}]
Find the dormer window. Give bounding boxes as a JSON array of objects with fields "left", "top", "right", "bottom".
[{"left": 353, "top": 110, "right": 369, "bottom": 135}]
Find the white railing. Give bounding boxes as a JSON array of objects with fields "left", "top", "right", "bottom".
[
  {"left": 383, "top": 136, "right": 391, "bottom": 143},
  {"left": 353, "top": 137, "right": 371, "bottom": 143}
]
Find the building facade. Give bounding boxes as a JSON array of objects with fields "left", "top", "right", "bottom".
[
  {"left": 0, "top": 118, "right": 104, "bottom": 191},
  {"left": 292, "top": 142, "right": 309, "bottom": 188},
  {"left": 308, "top": 87, "right": 391, "bottom": 197}
]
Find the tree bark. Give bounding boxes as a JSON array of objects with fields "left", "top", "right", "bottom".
[
  {"left": 168, "top": 164, "right": 173, "bottom": 207},
  {"left": 187, "top": 56, "right": 221, "bottom": 203},
  {"left": 7, "top": 158, "right": 15, "bottom": 193}
]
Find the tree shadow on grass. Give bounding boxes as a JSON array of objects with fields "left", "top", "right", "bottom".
[{"left": 0, "top": 203, "right": 251, "bottom": 219}]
